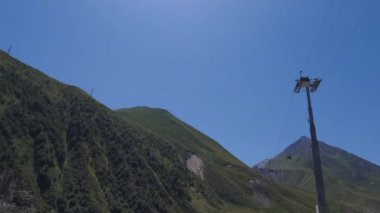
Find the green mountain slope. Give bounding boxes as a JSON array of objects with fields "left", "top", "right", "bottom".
[
  {"left": 116, "top": 107, "right": 243, "bottom": 167},
  {"left": 253, "top": 136, "right": 380, "bottom": 213},
  {"left": 0, "top": 50, "right": 317, "bottom": 212},
  {"left": 0, "top": 51, "right": 200, "bottom": 212},
  {"left": 116, "top": 107, "right": 319, "bottom": 212}
]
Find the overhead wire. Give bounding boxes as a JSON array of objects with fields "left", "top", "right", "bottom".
[
  {"left": 270, "top": 1, "right": 335, "bottom": 158},
  {"left": 287, "top": 0, "right": 335, "bottom": 143},
  {"left": 302, "top": 0, "right": 335, "bottom": 73},
  {"left": 294, "top": 0, "right": 350, "bottom": 138},
  {"left": 273, "top": 92, "right": 296, "bottom": 155},
  {"left": 311, "top": 0, "right": 376, "bottom": 78},
  {"left": 270, "top": 0, "right": 377, "bottom": 164},
  {"left": 295, "top": 0, "right": 346, "bottom": 139},
  {"left": 272, "top": 88, "right": 308, "bottom": 158},
  {"left": 309, "top": 0, "right": 346, "bottom": 77},
  {"left": 269, "top": 0, "right": 375, "bottom": 158},
  {"left": 305, "top": 0, "right": 377, "bottom": 140},
  {"left": 308, "top": 0, "right": 377, "bottom": 140},
  {"left": 327, "top": 0, "right": 377, "bottom": 75}
]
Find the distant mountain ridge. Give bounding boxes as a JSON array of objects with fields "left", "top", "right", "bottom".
[{"left": 253, "top": 136, "right": 380, "bottom": 213}]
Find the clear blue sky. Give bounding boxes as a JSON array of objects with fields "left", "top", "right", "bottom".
[{"left": 1, "top": 0, "right": 379, "bottom": 166}]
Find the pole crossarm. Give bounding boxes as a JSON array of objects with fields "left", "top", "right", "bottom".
[{"left": 294, "top": 76, "right": 322, "bottom": 93}]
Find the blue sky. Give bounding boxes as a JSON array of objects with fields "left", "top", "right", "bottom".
[{"left": 1, "top": 0, "right": 379, "bottom": 166}]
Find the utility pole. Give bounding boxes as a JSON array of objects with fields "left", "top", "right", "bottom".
[
  {"left": 7, "top": 45, "right": 12, "bottom": 54},
  {"left": 294, "top": 72, "right": 329, "bottom": 213}
]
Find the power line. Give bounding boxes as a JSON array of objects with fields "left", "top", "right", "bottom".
[
  {"left": 272, "top": 85, "right": 309, "bottom": 156},
  {"left": 310, "top": 0, "right": 346, "bottom": 76},
  {"left": 302, "top": 0, "right": 335, "bottom": 72},
  {"left": 274, "top": 1, "right": 334, "bottom": 155},
  {"left": 295, "top": 105, "right": 309, "bottom": 137},
  {"left": 274, "top": 0, "right": 335, "bottom": 158},
  {"left": 329, "top": 0, "right": 377, "bottom": 70},
  {"left": 273, "top": 92, "right": 296, "bottom": 154},
  {"left": 273, "top": 0, "right": 373, "bottom": 158}
]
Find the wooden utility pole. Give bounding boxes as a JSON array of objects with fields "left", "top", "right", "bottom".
[{"left": 294, "top": 72, "right": 329, "bottom": 213}]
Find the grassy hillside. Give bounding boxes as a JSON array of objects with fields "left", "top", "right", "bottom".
[
  {"left": 0, "top": 50, "right": 201, "bottom": 212},
  {"left": 254, "top": 136, "right": 380, "bottom": 213},
  {"left": 116, "top": 107, "right": 319, "bottom": 212},
  {"left": 0, "top": 50, "right": 317, "bottom": 212},
  {"left": 116, "top": 107, "right": 244, "bottom": 167}
]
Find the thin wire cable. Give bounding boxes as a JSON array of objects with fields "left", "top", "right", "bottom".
[
  {"left": 276, "top": 0, "right": 334, "bottom": 156},
  {"left": 310, "top": 0, "right": 346, "bottom": 77},
  {"left": 302, "top": 0, "right": 335, "bottom": 72},
  {"left": 291, "top": 1, "right": 375, "bottom": 142},
  {"left": 273, "top": 93, "right": 296, "bottom": 155},
  {"left": 328, "top": 0, "right": 377, "bottom": 75},
  {"left": 287, "top": 94, "right": 304, "bottom": 133},
  {"left": 272, "top": 91, "right": 304, "bottom": 158}
]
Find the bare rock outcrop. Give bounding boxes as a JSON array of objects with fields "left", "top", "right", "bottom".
[{"left": 186, "top": 154, "right": 204, "bottom": 180}]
